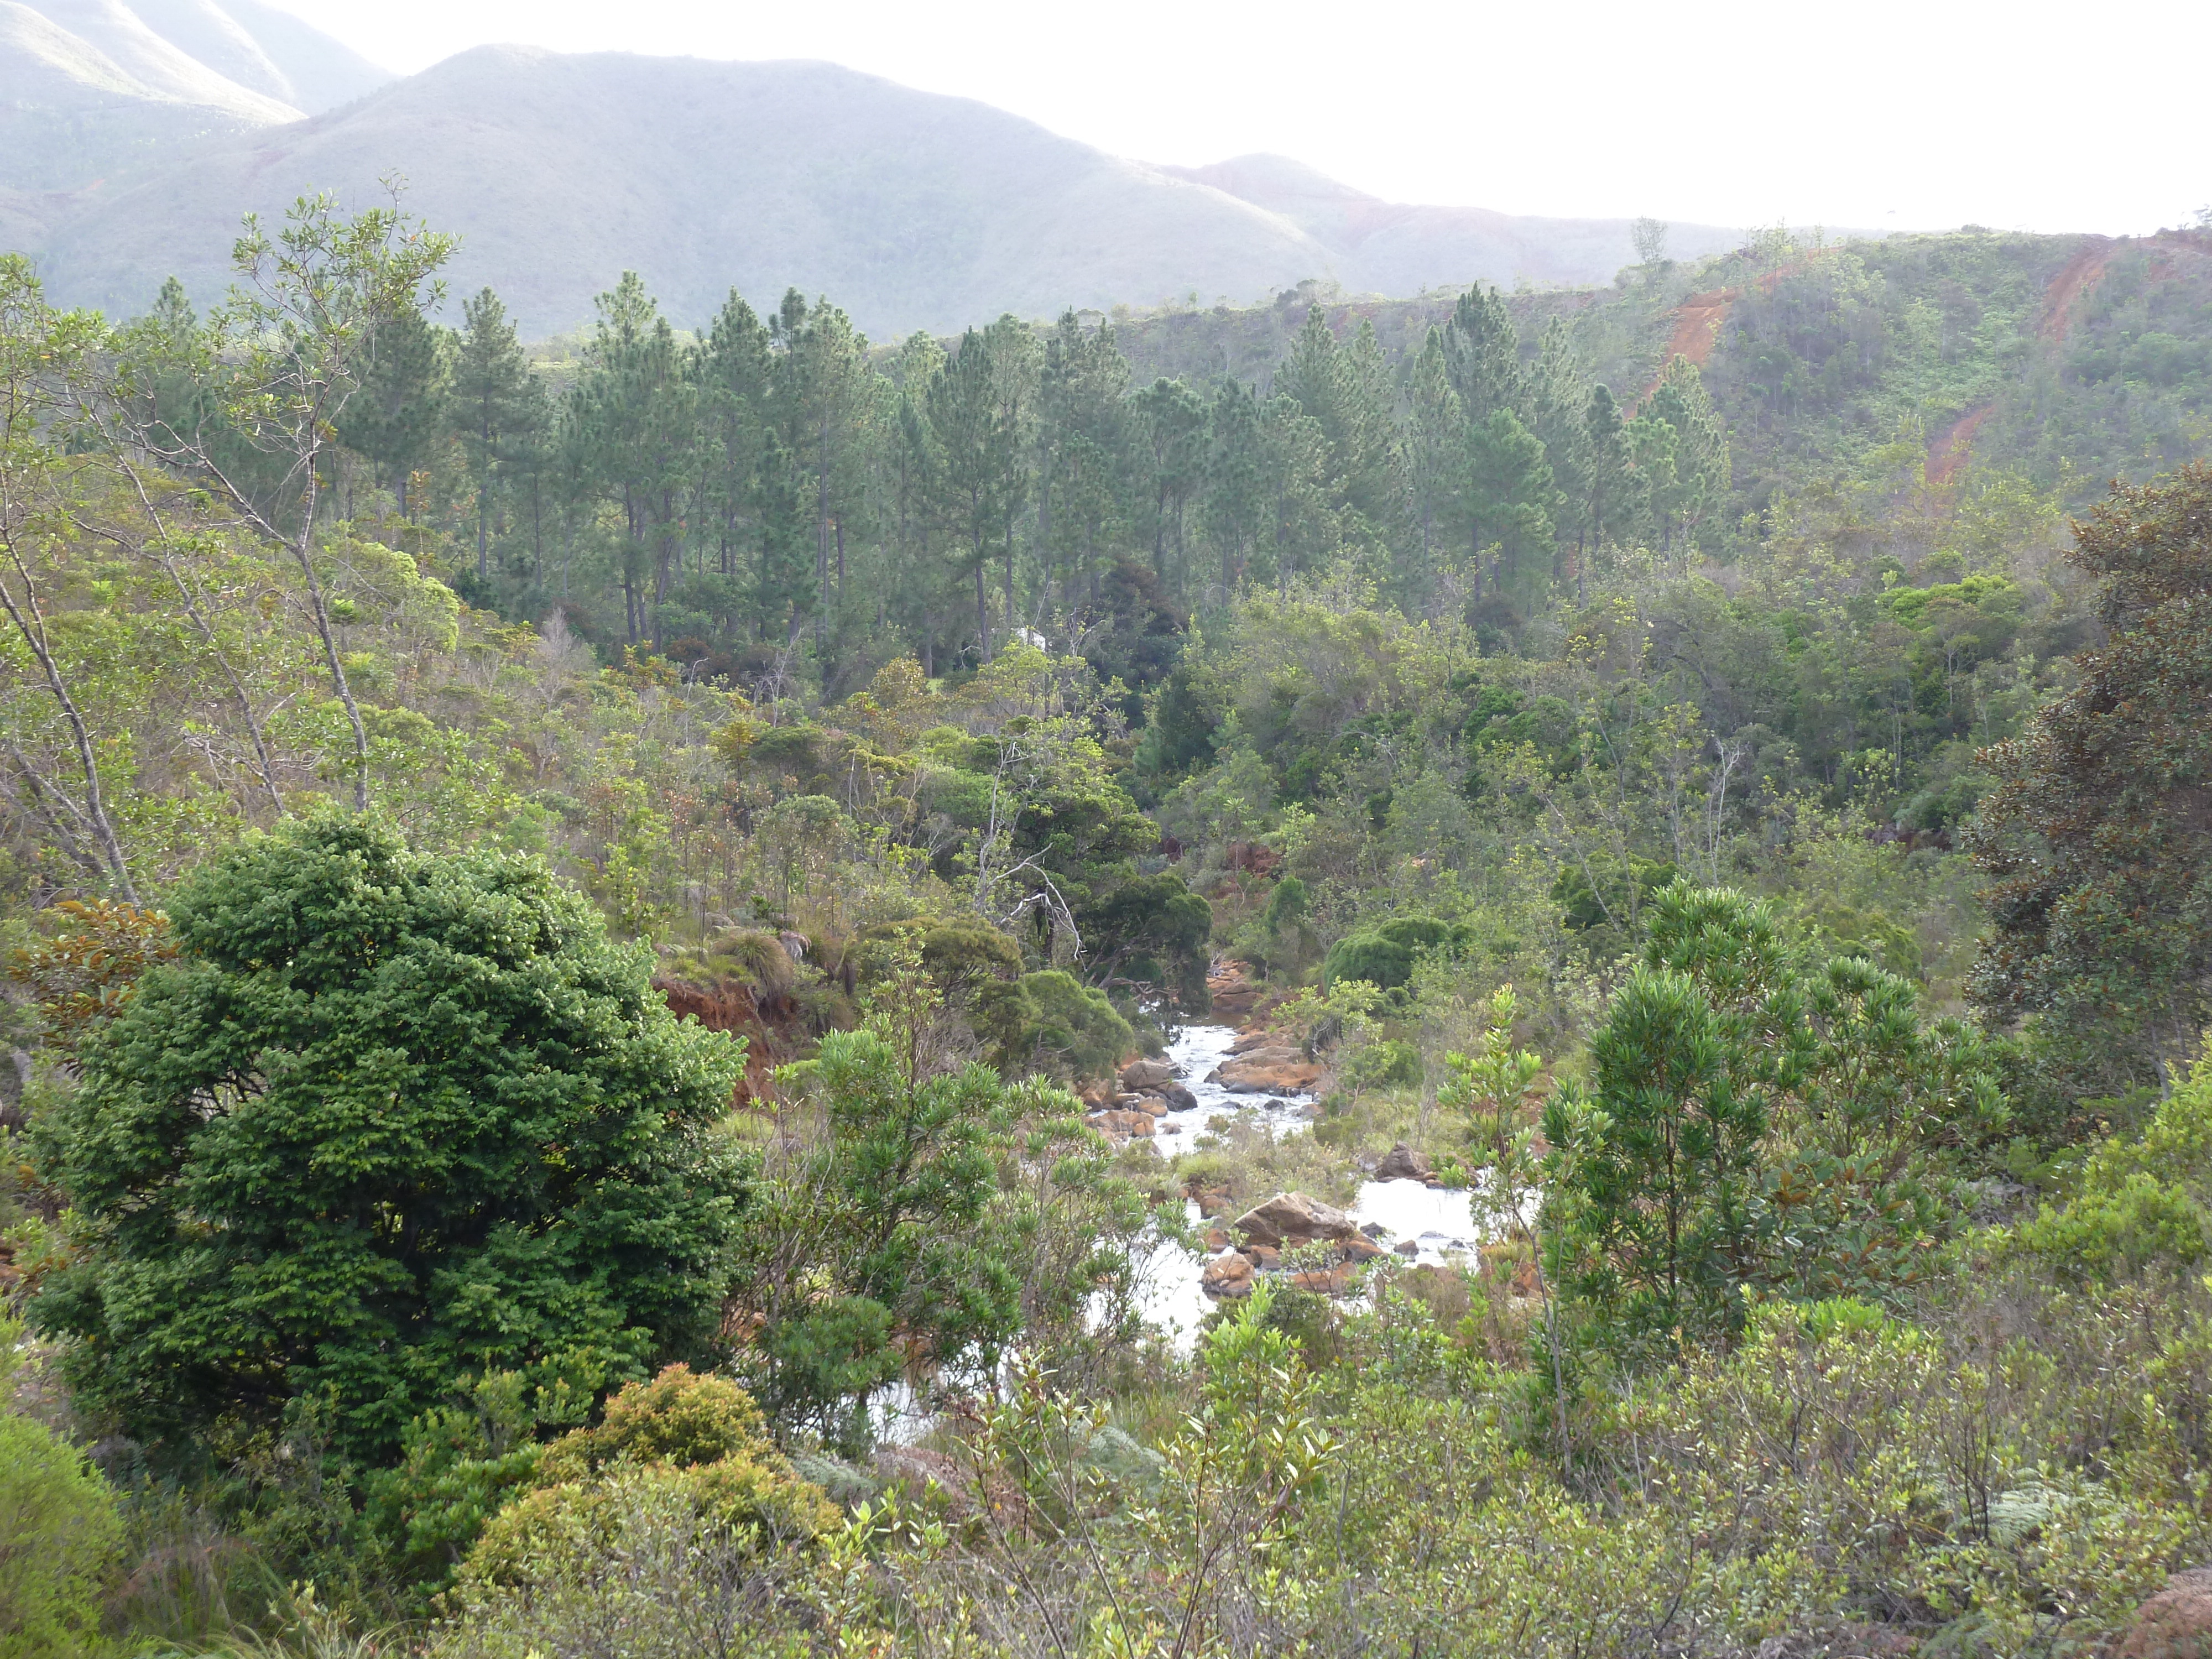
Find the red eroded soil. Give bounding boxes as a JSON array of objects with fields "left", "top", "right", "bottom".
[
  {"left": 1926, "top": 404, "right": 1991, "bottom": 487},
  {"left": 1634, "top": 288, "right": 1737, "bottom": 408},
  {"left": 1924, "top": 239, "right": 2123, "bottom": 483},
  {"left": 1666, "top": 289, "right": 1736, "bottom": 368},
  {"left": 2038, "top": 238, "right": 2116, "bottom": 343},
  {"left": 656, "top": 975, "right": 784, "bottom": 1105}
]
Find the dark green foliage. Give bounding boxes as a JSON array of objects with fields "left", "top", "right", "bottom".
[
  {"left": 1263, "top": 875, "right": 1308, "bottom": 936},
  {"left": 1553, "top": 856, "right": 1679, "bottom": 931},
  {"left": 1078, "top": 870, "right": 1212, "bottom": 1008},
  {"left": 977, "top": 968, "right": 1135, "bottom": 1081},
  {"left": 29, "top": 810, "right": 751, "bottom": 1465},
  {"left": 1548, "top": 962, "right": 1767, "bottom": 1353},
  {"left": 1322, "top": 915, "right": 1469, "bottom": 990},
  {"left": 1551, "top": 886, "right": 2011, "bottom": 1357},
  {"left": 738, "top": 1026, "right": 1018, "bottom": 1444},
  {"left": 1971, "top": 463, "right": 2212, "bottom": 1097},
  {"left": 337, "top": 302, "right": 448, "bottom": 518}
]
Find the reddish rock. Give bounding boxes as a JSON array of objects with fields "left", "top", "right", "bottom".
[
  {"left": 1209, "top": 1046, "right": 1322, "bottom": 1094},
  {"left": 1203, "top": 1226, "right": 1231, "bottom": 1251},
  {"left": 1077, "top": 1079, "right": 1114, "bottom": 1109},
  {"left": 1185, "top": 1180, "right": 1237, "bottom": 1218},
  {"left": 1201, "top": 1252, "right": 1254, "bottom": 1298},
  {"left": 1287, "top": 1265, "right": 1357, "bottom": 1296},
  {"left": 1128, "top": 1094, "right": 1168, "bottom": 1118},
  {"left": 1233, "top": 1191, "right": 1356, "bottom": 1249},
  {"left": 2120, "top": 1567, "right": 2212, "bottom": 1658},
  {"left": 1337, "top": 1235, "right": 1385, "bottom": 1264},
  {"left": 1207, "top": 961, "right": 1262, "bottom": 1020},
  {"left": 1245, "top": 1244, "right": 1281, "bottom": 1269},
  {"left": 1225, "top": 841, "right": 1281, "bottom": 877}
]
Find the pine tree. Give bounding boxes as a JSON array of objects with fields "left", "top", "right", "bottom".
[
  {"left": 1463, "top": 408, "right": 1556, "bottom": 612},
  {"left": 450, "top": 288, "right": 537, "bottom": 582},
  {"left": 1581, "top": 383, "right": 1644, "bottom": 594},
  {"left": 339, "top": 301, "right": 448, "bottom": 518},
  {"left": 696, "top": 290, "right": 774, "bottom": 601},
  {"left": 1039, "top": 310, "right": 1130, "bottom": 613},
  {"left": 1131, "top": 377, "right": 1207, "bottom": 599},
  {"left": 771, "top": 292, "right": 874, "bottom": 654},
  {"left": 1442, "top": 283, "right": 1523, "bottom": 428},
  {"left": 1637, "top": 357, "right": 1730, "bottom": 552},
  {"left": 1404, "top": 327, "right": 1466, "bottom": 597},
  {"left": 1199, "top": 378, "right": 1266, "bottom": 601},
  {"left": 1526, "top": 317, "right": 1591, "bottom": 588},
  {"left": 928, "top": 327, "right": 1016, "bottom": 659},
  {"left": 980, "top": 314, "right": 1041, "bottom": 639}
]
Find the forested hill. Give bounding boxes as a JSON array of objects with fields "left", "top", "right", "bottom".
[{"left": 1110, "top": 227, "right": 2212, "bottom": 519}]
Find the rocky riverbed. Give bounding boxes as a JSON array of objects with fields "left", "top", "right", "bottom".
[{"left": 1112, "top": 1016, "right": 1483, "bottom": 1348}]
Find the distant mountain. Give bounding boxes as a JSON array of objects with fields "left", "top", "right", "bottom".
[
  {"left": 10, "top": 34, "right": 1755, "bottom": 339},
  {"left": 29, "top": 48, "right": 1342, "bottom": 337},
  {"left": 0, "top": 0, "right": 385, "bottom": 226},
  {"left": 1161, "top": 154, "right": 1746, "bottom": 297},
  {"left": 120, "top": 0, "right": 389, "bottom": 113}
]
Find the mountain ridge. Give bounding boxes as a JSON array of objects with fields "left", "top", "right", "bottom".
[{"left": 14, "top": 15, "right": 1765, "bottom": 338}]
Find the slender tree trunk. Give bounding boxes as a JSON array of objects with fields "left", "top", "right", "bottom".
[
  {"left": 0, "top": 541, "right": 140, "bottom": 898},
  {"left": 289, "top": 472, "right": 372, "bottom": 812},
  {"left": 974, "top": 553, "right": 989, "bottom": 662}
]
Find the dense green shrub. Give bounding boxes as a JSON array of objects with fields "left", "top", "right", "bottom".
[
  {"left": 977, "top": 968, "right": 1135, "bottom": 1081},
  {"left": 1322, "top": 915, "right": 1470, "bottom": 990},
  {"left": 463, "top": 1365, "right": 836, "bottom": 1589},
  {"left": 28, "top": 810, "right": 753, "bottom": 1466}
]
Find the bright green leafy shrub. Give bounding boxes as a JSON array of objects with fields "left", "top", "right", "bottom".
[
  {"left": 463, "top": 1365, "right": 835, "bottom": 1590},
  {"left": 2012, "top": 1045, "right": 2212, "bottom": 1280},
  {"left": 0, "top": 1364, "right": 121, "bottom": 1659}
]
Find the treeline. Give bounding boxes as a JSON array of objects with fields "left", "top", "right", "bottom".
[{"left": 309, "top": 261, "right": 1725, "bottom": 692}]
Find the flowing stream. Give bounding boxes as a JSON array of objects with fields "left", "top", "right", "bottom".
[{"left": 1131, "top": 1024, "right": 1480, "bottom": 1350}]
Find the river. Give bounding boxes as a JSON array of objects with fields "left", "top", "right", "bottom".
[{"left": 1132, "top": 1023, "right": 1481, "bottom": 1349}]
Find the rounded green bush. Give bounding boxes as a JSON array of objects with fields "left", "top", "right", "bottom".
[{"left": 0, "top": 1413, "right": 121, "bottom": 1659}]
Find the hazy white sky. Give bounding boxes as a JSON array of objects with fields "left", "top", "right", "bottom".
[{"left": 280, "top": 0, "right": 2207, "bottom": 236}]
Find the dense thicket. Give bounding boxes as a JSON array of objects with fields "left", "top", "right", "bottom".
[{"left": 6, "top": 202, "right": 2212, "bottom": 1658}]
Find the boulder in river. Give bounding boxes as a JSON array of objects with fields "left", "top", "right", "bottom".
[
  {"left": 1119, "top": 1057, "right": 1175, "bottom": 1091},
  {"left": 1375, "top": 1142, "right": 1430, "bottom": 1182},
  {"left": 1208, "top": 1046, "right": 1323, "bottom": 1094},
  {"left": 1233, "top": 1191, "right": 1356, "bottom": 1249},
  {"left": 1200, "top": 1251, "right": 1254, "bottom": 1298},
  {"left": 1206, "top": 960, "right": 1262, "bottom": 1019}
]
